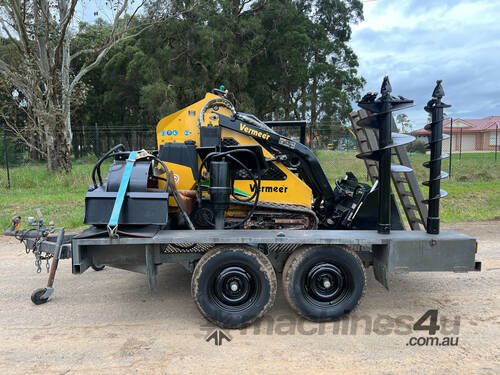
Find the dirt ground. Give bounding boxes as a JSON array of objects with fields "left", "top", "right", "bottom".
[{"left": 0, "top": 221, "right": 498, "bottom": 374}]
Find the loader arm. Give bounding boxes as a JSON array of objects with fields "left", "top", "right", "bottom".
[{"left": 217, "top": 114, "right": 336, "bottom": 208}]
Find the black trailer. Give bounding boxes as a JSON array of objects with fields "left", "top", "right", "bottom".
[
  {"left": 4, "top": 79, "right": 482, "bottom": 328},
  {"left": 9, "top": 222, "right": 480, "bottom": 329}
]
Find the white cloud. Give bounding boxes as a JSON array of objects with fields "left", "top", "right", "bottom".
[{"left": 350, "top": 0, "right": 500, "bottom": 129}]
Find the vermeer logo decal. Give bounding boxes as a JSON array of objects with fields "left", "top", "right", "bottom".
[
  {"left": 250, "top": 185, "right": 288, "bottom": 193},
  {"left": 240, "top": 123, "right": 271, "bottom": 140}
]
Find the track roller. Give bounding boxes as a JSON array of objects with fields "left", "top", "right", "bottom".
[
  {"left": 191, "top": 245, "right": 277, "bottom": 329},
  {"left": 282, "top": 245, "right": 366, "bottom": 322}
]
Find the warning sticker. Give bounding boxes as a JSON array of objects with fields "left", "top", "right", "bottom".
[{"left": 278, "top": 137, "right": 296, "bottom": 149}]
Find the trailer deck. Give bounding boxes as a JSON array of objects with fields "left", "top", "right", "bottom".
[{"left": 62, "top": 228, "right": 480, "bottom": 291}]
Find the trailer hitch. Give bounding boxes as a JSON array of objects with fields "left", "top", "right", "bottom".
[
  {"left": 30, "top": 228, "right": 65, "bottom": 304},
  {"left": 4, "top": 211, "right": 75, "bottom": 305}
]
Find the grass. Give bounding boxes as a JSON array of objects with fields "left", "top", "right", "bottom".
[
  {"left": 316, "top": 150, "right": 500, "bottom": 223},
  {"left": 1, "top": 151, "right": 499, "bottom": 231},
  {"left": 0, "top": 155, "right": 109, "bottom": 232}
]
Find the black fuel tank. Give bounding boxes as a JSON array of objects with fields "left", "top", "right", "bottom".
[{"left": 84, "top": 160, "right": 169, "bottom": 226}]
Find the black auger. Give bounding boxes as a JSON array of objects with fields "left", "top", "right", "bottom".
[
  {"left": 356, "top": 76, "right": 415, "bottom": 234},
  {"left": 423, "top": 80, "right": 451, "bottom": 234}
]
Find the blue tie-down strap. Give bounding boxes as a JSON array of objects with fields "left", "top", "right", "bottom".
[{"left": 107, "top": 151, "right": 138, "bottom": 238}]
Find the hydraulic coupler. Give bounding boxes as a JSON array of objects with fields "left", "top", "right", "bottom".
[{"left": 423, "top": 80, "right": 450, "bottom": 234}]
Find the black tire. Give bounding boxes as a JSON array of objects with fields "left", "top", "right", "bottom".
[
  {"left": 31, "top": 288, "right": 49, "bottom": 305},
  {"left": 282, "top": 245, "right": 366, "bottom": 322},
  {"left": 192, "top": 245, "right": 277, "bottom": 329},
  {"left": 91, "top": 264, "right": 105, "bottom": 271}
]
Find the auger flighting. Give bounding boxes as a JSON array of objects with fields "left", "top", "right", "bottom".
[
  {"left": 423, "top": 80, "right": 451, "bottom": 234},
  {"left": 356, "top": 76, "right": 415, "bottom": 234}
]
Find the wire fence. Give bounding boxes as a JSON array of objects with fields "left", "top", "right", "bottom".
[
  {"left": 1, "top": 120, "right": 499, "bottom": 189},
  {"left": 414, "top": 123, "right": 500, "bottom": 155},
  {"left": 413, "top": 118, "right": 500, "bottom": 177},
  {"left": 71, "top": 124, "right": 157, "bottom": 159}
]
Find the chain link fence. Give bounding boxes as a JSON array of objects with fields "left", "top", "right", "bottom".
[
  {"left": 266, "top": 123, "right": 368, "bottom": 183},
  {"left": 412, "top": 119, "right": 500, "bottom": 177},
  {"left": 1, "top": 120, "right": 499, "bottom": 189},
  {"left": 414, "top": 119, "right": 500, "bottom": 152},
  {"left": 71, "top": 124, "right": 157, "bottom": 158}
]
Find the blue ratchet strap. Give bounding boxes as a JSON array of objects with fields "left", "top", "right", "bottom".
[{"left": 107, "top": 151, "right": 138, "bottom": 238}]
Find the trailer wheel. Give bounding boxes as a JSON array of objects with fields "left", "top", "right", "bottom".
[
  {"left": 191, "top": 245, "right": 277, "bottom": 329},
  {"left": 91, "top": 264, "right": 105, "bottom": 271},
  {"left": 31, "top": 288, "right": 49, "bottom": 305},
  {"left": 282, "top": 245, "right": 366, "bottom": 322}
]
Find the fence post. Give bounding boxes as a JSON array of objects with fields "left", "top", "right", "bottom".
[
  {"left": 495, "top": 123, "right": 498, "bottom": 162},
  {"left": 95, "top": 122, "right": 100, "bottom": 157},
  {"left": 3, "top": 119, "right": 10, "bottom": 189},
  {"left": 459, "top": 127, "right": 463, "bottom": 160},
  {"left": 449, "top": 118, "right": 453, "bottom": 177}
]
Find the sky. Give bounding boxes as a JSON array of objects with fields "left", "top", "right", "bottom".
[
  {"left": 349, "top": 0, "right": 500, "bottom": 129},
  {"left": 74, "top": 0, "right": 112, "bottom": 24}
]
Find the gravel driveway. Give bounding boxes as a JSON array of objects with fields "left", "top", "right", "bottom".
[{"left": 0, "top": 221, "right": 498, "bottom": 374}]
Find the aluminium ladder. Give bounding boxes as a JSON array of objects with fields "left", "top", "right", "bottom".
[{"left": 349, "top": 109, "right": 428, "bottom": 230}]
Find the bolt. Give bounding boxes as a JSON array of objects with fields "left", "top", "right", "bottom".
[
  {"left": 323, "top": 279, "right": 332, "bottom": 289},
  {"left": 230, "top": 282, "right": 239, "bottom": 292}
]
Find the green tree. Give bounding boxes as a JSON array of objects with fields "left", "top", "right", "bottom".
[
  {"left": 396, "top": 113, "right": 414, "bottom": 133},
  {"left": 0, "top": 0, "right": 193, "bottom": 173},
  {"left": 73, "top": 0, "right": 366, "bottom": 150}
]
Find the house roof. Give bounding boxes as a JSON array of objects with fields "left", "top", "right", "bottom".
[{"left": 413, "top": 116, "right": 500, "bottom": 135}]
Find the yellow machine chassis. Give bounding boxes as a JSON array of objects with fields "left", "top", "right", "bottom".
[{"left": 156, "top": 93, "right": 312, "bottom": 209}]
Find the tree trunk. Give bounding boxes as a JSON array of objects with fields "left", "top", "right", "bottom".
[
  {"left": 62, "top": 34, "right": 73, "bottom": 154},
  {"left": 46, "top": 118, "right": 72, "bottom": 173}
]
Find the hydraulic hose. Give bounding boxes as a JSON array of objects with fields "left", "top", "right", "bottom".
[
  {"left": 152, "top": 155, "right": 195, "bottom": 230},
  {"left": 91, "top": 144, "right": 125, "bottom": 188},
  {"left": 198, "top": 98, "right": 236, "bottom": 128},
  {"left": 197, "top": 148, "right": 261, "bottom": 229},
  {"left": 197, "top": 96, "right": 275, "bottom": 134}
]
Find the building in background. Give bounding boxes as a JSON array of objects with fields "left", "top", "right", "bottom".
[{"left": 413, "top": 116, "right": 500, "bottom": 152}]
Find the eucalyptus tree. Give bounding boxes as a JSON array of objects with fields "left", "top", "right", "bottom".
[{"left": 0, "top": 0, "right": 194, "bottom": 172}]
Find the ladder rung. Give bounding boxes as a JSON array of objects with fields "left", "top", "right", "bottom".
[
  {"left": 404, "top": 205, "right": 417, "bottom": 210},
  {"left": 404, "top": 212, "right": 418, "bottom": 221}
]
